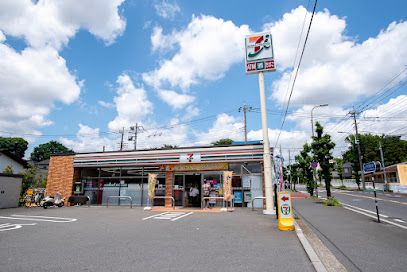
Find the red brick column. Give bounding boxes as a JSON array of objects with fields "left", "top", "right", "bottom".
[
  {"left": 46, "top": 155, "right": 75, "bottom": 201},
  {"left": 165, "top": 171, "right": 173, "bottom": 207}
]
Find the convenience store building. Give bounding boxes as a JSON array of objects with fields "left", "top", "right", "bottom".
[{"left": 46, "top": 143, "right": 268, "bottom": 208}]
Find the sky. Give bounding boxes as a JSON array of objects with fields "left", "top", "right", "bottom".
[{"left": 0, "top": 0, "right": 406, "bottom": 161}]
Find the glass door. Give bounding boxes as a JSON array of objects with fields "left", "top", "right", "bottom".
[{"left": 173, "top": 175, "right": 184, "bottom": 206}]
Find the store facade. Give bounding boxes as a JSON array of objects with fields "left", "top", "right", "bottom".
[{"left": 46, "top": 143, "right": 268, "bottom": 208}]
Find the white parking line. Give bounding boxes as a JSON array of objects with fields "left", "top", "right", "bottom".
[
  {"left": 394, "top": 219, "right": 405, "bottom": 223},
  {"left": 171, "top": 212, "right": 193, "bottom": 221},
  {"left": 0, "top": 223, "right": 37, "bottom": 232},
  {"left": 142, "top": 212, "right": 193, "bottom": 221},
  {"left": 0, "top": 215, "right": 77, "bottom": 223},
  {"left": 142, "top": 212, "right": 169, "bottom": 220}
]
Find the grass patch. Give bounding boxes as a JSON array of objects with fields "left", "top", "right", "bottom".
[
  {"left": 323, "top": 197, "right": 342, "bottom": 207},
  {"left": 294, "top": 214, "right": 300, "bottom": 220}
]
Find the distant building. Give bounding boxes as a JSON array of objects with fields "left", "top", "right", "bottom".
[
  {"left": 365, "top": 162, "right": 407, "bottom": 185},
  {"left": 0, "top": 150, "right": 26, "bottom": 174}
]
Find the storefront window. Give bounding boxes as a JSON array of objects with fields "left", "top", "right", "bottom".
[{"left": 203, "top": 174, "right": 222, "bottom": 208}]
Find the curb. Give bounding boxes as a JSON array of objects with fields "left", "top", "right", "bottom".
[{"left": 294, "top": 220, "right": 327, "bottom": 272}]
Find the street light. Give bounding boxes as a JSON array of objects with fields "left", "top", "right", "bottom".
[
  {"left": 310, "top": 104, "right": 328, "bottom": 197},
  {"left": 311, "top": 104, "right": 329, "bottom": 137}
]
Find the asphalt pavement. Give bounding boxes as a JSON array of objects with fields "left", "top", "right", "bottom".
[
  {"left": 293, "top": 197, "right": 407, "bottom": 272},
  {"left": 297, "top": 184, "right": 407, "bottom": 229},
  {"left": 0, "top": 206, "right": 313, "bottom": 272}
]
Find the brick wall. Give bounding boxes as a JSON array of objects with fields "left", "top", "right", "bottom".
[
  {"left": 46, "top": 155, "right": 76, "bottom": 200},
  {"left": 165, "top": 171, "right": 173, "bottom": 207}
]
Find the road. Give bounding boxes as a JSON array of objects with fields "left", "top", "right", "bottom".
[
  {"left": 293, "top": 197, "right": 407, "bottom": 272},
  {"left": 0, "top": 206, "right": 313, "bottom": 272},
  {"left": 297, "top": 184, "right": 407, "bottom": 229}
]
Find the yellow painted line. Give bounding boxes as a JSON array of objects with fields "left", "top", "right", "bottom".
[{"left": 336, "top": 191, "right": 407, "bottom": 205}]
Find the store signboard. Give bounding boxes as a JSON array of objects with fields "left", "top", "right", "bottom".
[
  {"left": 363, "top": 162, "right": 376, "bottom": 174},
  {"left": 162, "top": 162, "right": 228, "bottom": 172},
  {"left": 180, "top": 153, "right": 201, "bottom": 163},
  {"left": 245, "top": 32, "right": 275, "bottom": 74}
]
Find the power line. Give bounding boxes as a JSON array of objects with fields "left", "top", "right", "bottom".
[{"left": 274, "top": 0, "right": 318, "bottom": 147}]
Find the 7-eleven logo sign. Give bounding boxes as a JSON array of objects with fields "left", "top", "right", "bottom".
[
  {"left": 245, "top": 32, "right": 273, "bottom": 61},
  {"left": 180, "top": 153, "right": 201, "bottom": 163}
]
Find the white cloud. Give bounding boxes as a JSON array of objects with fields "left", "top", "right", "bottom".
[
  {"left": 0, "top": 0, "right": 126, "bottom": 137},
  {"left": 248, "top": 128, "right": 309, "bottom": 161},
  {"left": 60, "top": 124, "right": 113, "bottom": 152},
  {"left": 0, "top": 30, "right": 5, "bottom": 42},
  {"left": 184, "top": 105, "right": 200, "bottom": 120},
  {"left": 151, "top": 26, "right": 177, "bottom": 52},
  {"left": 0, "top": 45, "right": 81, "bottom": 134},
  {"left": 108, "top": 74, "right": 154, "bottom": 131},
  {"left": 194, "top": 113, "right": 244, "bottom": 145},
  {"left": 0, "top": 0, "right": 126, "bottom": 50},
  {"left": 287, "top": 105, "right": 348, "bottom": 132},
  {"left": 264, "top": 6, "right": 407, "bottom": 107},
  {"left": 156, "top": 89, "right": 195, "bottom": 109},
  {"left": 98, "top": 100, "right": 115, "bottom": 109},
  {"left": 154, "top": 0, "right": 181, "bottom": 20},
  {"left": 143, "top": 15, "right": 250, "bottom": 90},
  {"left": 135, "top": 118, "right": 191, "bottom": 149}
]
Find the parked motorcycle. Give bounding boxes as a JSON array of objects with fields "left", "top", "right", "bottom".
[{"left": 40, "top": 192, "right": 64, "bottom": 209}]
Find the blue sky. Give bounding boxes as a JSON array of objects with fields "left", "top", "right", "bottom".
[{"left": 0, "top": 0, "right": 406, "bottom": 159}]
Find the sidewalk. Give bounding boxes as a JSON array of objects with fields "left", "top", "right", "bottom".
[{"left": 293, "top": 198, "right": 407, "bottom": 272}]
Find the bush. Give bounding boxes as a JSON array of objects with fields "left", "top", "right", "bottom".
[
  {"left": 323, "top": 197, "right": 342, "bottom": 207},
  {"left": 336, "top": 185, "right": 347, "bottom": 190}
]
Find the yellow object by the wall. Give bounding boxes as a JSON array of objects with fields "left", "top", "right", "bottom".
[{"left": 277, "top": 192, "right": 295, "bottom": 231}]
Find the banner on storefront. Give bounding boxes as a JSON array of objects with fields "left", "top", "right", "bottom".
[
  {"left": 161, "top": 162, "right": 228, "bottom": 172},
  {"left": 148, "top": 173, "right": 157, "bottom": 199},
  {"left": 223, "top": 171, "right": 233, "bottom": 201}
]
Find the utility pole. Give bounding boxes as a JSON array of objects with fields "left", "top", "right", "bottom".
[
  {"left": 349, "top": 109, "right": 365, "bottom": 190},
  {"left": 379, "top": 142, "right": 388, "bottom": 191},
  {"left": 238, "top": 104, "right": 253, "bottom": 143},
  {"left": 288, "top": 149, "right": 292, "bottom": 190},
  {"left": 119, "top": 127, "right": 125, "bottom": 151},
  {"left": 129, "top": 123, "right": 144, "bottom": 150}
]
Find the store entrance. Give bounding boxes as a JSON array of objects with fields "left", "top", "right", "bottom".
[{"left": 185, "top": 174, "right": 201, "bottom": 207}]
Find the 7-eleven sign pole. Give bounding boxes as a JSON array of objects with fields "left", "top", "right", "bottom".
[
  {"left": 259, "top": 71, "right": 275, "bottom": 215},
  {"left": 245, "top": 32, "right": 276, "bottom": 215}
]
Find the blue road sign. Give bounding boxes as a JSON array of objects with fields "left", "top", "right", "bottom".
[{"left": 363, "top": 162, "right": 376, "bottom": 174}]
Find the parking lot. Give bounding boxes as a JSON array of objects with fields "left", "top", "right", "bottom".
[{"left": 0, "top": 206, "right": 313, "bottom": 272}]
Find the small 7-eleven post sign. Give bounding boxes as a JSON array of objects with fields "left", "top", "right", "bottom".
[{"left": 277, "top": 192, "right": 295, "bottom": 231}]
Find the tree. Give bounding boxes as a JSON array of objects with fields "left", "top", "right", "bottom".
[
  {"left": 342, "top": 134, "right": 407, "bottom": 189},
  {"left": 0, "top": 137, "right": 28, "bottom": 159},
  {"left": 3, "top": 165, "right": 13, "bottom": 174},
  {"left": 161, "top": 144, "right": 178, "bottom": 149},
  {"left": 211, "top": 138, "right": 233, "bottom": 146},
  {"left": 311, "top": 122, "right": 336, "bottom": 198},
  {"left": 30, "top": 141, "right": 73, "bottom": 162},
  {"left": 335, "top": 158, "right": 344, "bottom": 186},
  {"left": 295, "top": 144, "right": 314, "bottom": 195},
  {"left": 343, "top": 134, "right": 361, "bottom": 189},
  {"left": 290, "top": 163, "right": 301, "bottom": 190}
]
